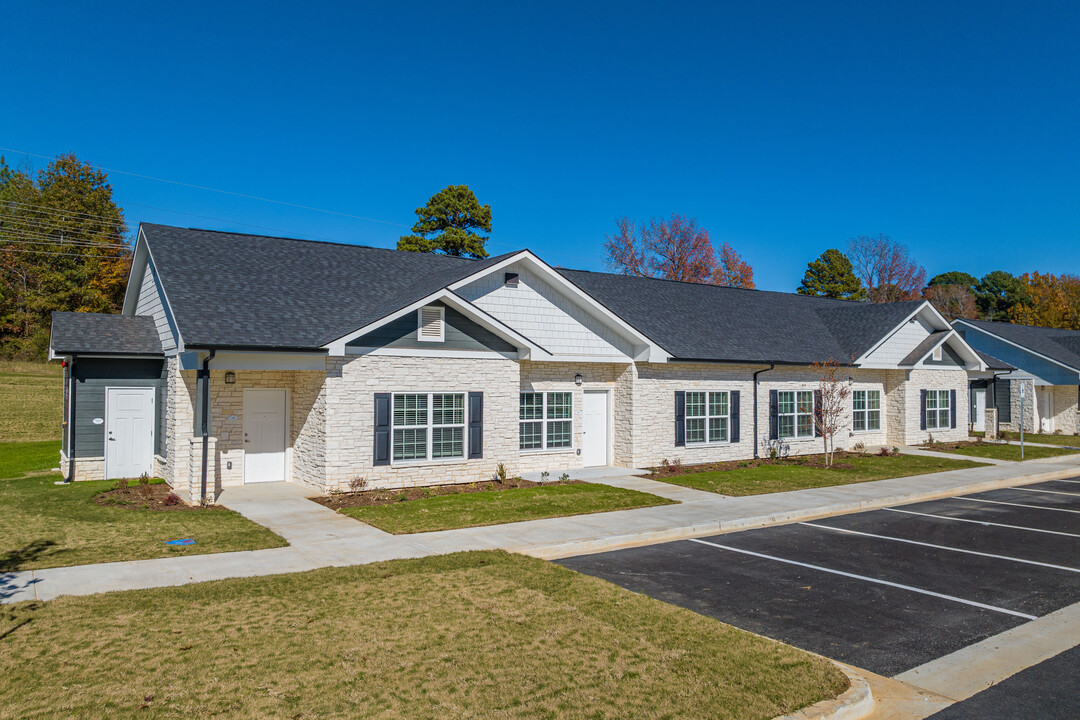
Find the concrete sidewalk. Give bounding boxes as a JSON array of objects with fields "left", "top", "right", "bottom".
[{"left": 4, "top": 457, "right": 1079, "bottom": 604}]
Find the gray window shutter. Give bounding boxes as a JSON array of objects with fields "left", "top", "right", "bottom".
[
  {"left": 730, "top": 391, "right": 740, "bottom": 443},
  {"left": 468, "top": 392, "right": 483, "bottom": 459},
  {"left": 995, "top": 380, "right": 1012, "bottom": 423},
  {"left": 769, "top": 390, "right": 779, "bottom": 440},
  {"left": 950, "top": 389, "right": 957, "bottom": 429},
  {"left": 373, "top": 393, "right": 391, "bottom": 466},
  {"left": 674, "top": 391, "right": 685, "bottom": 447},
  {"left": 813, "top": 389, "right": 823, "bottom": 437},
  {"left": 920, "top": 390, "right": 928, "bottom": 430}
]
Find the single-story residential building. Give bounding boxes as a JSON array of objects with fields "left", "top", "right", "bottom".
[
  {"left": 50, "top": 223, "right": 989, "bottom": 502},
  {"left": 954, "top": 318, "right": 1080, "bottom": 436}
]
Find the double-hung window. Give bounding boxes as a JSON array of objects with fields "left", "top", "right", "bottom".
[
  {"left": 392, "top": 393, "right": 465, "bottom": 462},
  {"left": 685, "top": 391, "right": 730, "bottom": 444},
  {"left": 852, "top": 390, "right": 881, "bottom": 432},
  {"left": 520, "top": 392, "right": 573, "bottom": 451},
  {"left": 925, "top": 390, "right": 950, "bottom": 430},
  {"left": 778, "top": 390, "right": 814, "bottom": 438}
]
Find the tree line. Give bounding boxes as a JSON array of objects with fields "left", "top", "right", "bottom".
[{"left": 0, "top": 154, "right": 130, "bottom": 359}]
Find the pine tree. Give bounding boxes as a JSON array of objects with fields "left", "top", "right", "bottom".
[
  {"left": 397, "top": 185, "right": 491, "bottom": 259},
  {"left": 797, "top": 249, "right": 866, "bottom": 300}
]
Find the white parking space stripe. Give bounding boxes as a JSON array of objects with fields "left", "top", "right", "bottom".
[
  {"left": 1013, "top": 487, "right": 1080, "bottom": 498},
  {"left": 884, "top": 507, "right": 1080, "bottom": 538},
  {"left": 1054, "top": 479, "right": 1080, "bottom": 485},
  {"left": 799, "top": 521, "right": 1080, "bottom": 573},
  {"left": 688, "top": 538, "right": 1038, "bottom": 620},
  {"left": 956, "top": 496, "right": 1080, "bottom": 514}
]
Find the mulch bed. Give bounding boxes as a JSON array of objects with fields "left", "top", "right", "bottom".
[
  {"left": 94, "top": 483, "right": 220, "bottom": 511},
  {"left": 649, "top": 453, "right": 866, "bottom": 479},
  {"left": 313, "top": 477, "right": 582, "bottom": 510}
]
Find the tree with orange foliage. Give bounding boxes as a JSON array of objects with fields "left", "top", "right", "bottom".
[
  {"left": 1009, "top": 272, "right": 1080, "bottom": 330},
  {"left": 714, "top": 242, "right": 755, "bottom": 289},
  {"left": 604, "top": 214, "right": 754, "bottom": 288},
  {"left": 846, "top": 234, "right": 926, "bottom": 303}
]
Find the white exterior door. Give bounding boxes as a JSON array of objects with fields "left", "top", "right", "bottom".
[
  {"left": 972, "top": 389, "right": 986, "bottom": 432},
  {"left": 105, "top": 387, "right": 155, "bottom": 479},
  {"left": 1038, "top": 389, "right": 1055, "bottom": 434},
  {"left": 581, "top": 391, "right": 609, "bottom": 467},
  {"left": 244, "top": 389, "right": 287, "bottom": 483}
]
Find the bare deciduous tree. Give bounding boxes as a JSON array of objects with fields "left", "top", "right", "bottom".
[
  {"left": 812, "top": 359, "right": 852, "bottom": 467},
  {"left": 923, "top": 284, "right": 977, "bottom": 320},
  {"left": 847, "top": 234, "right": 927, "bottom": 303}
]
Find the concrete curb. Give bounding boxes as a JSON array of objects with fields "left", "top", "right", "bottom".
[
  {"left": 521, "top": 465, "right": 1080, "bottom": 559},
  {"left": 774, "top": 664, "right": 874, "bottom": 720}
]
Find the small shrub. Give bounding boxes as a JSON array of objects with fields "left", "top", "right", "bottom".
[
  {"left": 114, "top": 478, "right": 129, "bottom": 490},
  {"left": 495, "top": 463, "right": 508, "bottom": 483},
  {"left": 138, "top": 473, "right": 153, "bottom": 501},
  {"left": 660, "top": 458, "right": 670, "bottom": 471},
  {"left": 852, "top": 442, "right": 865, "bottom": 455},
  {"left": 348, "top": 477, "right": 368, "bottom": 493},
  {"left": 540, "top": 471, "right": 550, "bottom": 482},
  {"left": 163, "top": 493, "right": 181, "bottom": 506},
  {"left": 559, "top": 472, "right": 570, "bottom": 482},
  {"left": 737, "top": 461, "right": 749, "bottom": 468},
  {"left": 926, "top": 433, "right": 935, "bottom": 446},
  {"left": 877, "top": 446, "right": 892, "bottom": 457},
  {"left": 671, "top": 458, "right": 682, "bottom": 471},
  {"left": 395, "top": 492, "right": 408, "bottom": 503}
]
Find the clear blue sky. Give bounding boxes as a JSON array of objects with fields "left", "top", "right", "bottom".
[{"left": 2, "top": 1, "right": 1077, "bottom": 291}]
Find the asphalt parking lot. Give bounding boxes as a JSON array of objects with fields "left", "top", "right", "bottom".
[{"left": 560, "top": 477, "right": 1080, "bottom": 714}]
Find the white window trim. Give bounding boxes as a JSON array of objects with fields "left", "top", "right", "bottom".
[
  {"left": 519, "top": 391, "right": 575, "bottom": 452},
  {"left": 926, "top": 389, "right": 951, "bottom": 431},
  {"left": 684, "top": 390, "right": 732, "bottom": 445},
  {"left": 778, "top": 390, "right": 815, "bottom": 439},
  {"left": 852, "top": 389, "right": 882, "bottom": 433},
  {"left": 417, "top": 305, "right": 445, "bottom": 343},
  {"left": 390, "top": 391, "right": 467, "bottom": 465}
]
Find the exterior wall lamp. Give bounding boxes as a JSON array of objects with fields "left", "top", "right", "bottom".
[
  {"left": 574, "top": 373, "right": 583, "bottom": 386},
  {"left": 224, "top": 371, "right": 237, "bottom": 384}
]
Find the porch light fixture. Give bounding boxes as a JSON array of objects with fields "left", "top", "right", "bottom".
[
  {"left": 574, "top": 373, "right": 583, "bottom": 386},
  {"left": 224, "top": 371, "right": 236, "bottom": 384}
]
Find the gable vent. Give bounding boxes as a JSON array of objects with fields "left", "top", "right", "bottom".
[{"left": 418, "top": 306, "right": 444, "bottom": 342}]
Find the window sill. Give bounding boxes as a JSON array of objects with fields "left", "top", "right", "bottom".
[
  {"left": 519, "top": 448, "right": 575, "bottom": 455},
  {"left": 684, "top": 441, "right": 735, "bottom": 447},
  {"left": 389, "top": 457, "right": 468, "bottom": 468}
]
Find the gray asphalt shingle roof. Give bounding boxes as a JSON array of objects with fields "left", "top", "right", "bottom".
[
  {"left": 50, "top": 312, "right": 163, "bottom": 356},
  {"left": 142, "top": 224, "right": 512, "bottom": 348},
  {"left": 959, "top": 318, "right": 1080, "bottom": 372},
  {"left": 139, "top": 224, "right": 937, "bottom": 364},
  {"left": 975, "top": 350, "right": 1016, "bottom": 371},
  {"left": 899, "top": 330, "right": 951, "bottom": 366},
  {"left": 557, "top": 269, "right": 924, "bottom": 364}
]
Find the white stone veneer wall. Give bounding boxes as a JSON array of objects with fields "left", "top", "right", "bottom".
[
  {"left": 1051, "top": 385, "right": 1079, "bottom": 435},
  {"left": 630, "top": 363, "right": 890, "bottom": 468},
  {"left": 903, "top": 368, "right": 970, "bottom": 444},
  {"left": 518, "top": 361, "right": 631, "bottom": 473},
  {"left": 322, "top": 355, "right": 521, "bottom": 490}
]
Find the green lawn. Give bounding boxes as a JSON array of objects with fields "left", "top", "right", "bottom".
[
  {"left": 997, "top": 431, "right": 1080, "bottom": 447},
  {"left": 928, "top": 442, "right": 1080, "bottom": 462},
  {"left": 0, "top": 440, "right": 286, "bottom": 571},
  {"left": 0, "top": 551, "right": 847, "bottom": 719},
  {"left": 0, "top": 361, "right": 62, "bottom": 442},
  {"left": 338, "top": 482, "right": 675, "bottom": 534},
  {"left": 655, "top": 454, "right": 987, "bottom": 497}
]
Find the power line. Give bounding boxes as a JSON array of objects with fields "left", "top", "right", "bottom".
[
  {"left": 0, "top": 236, "right": 127, "bottom": 250},
  {"left": 0, "top": 246, "right": 128, "bottom": 259},
  {"left": 0, "top": 146, "right": 411, "bottom": 229},
  {"left": 2, "top": 199, "right": 128, "bottom": 226}
]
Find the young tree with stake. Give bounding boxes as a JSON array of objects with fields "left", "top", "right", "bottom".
[{"left": 811, "top": 359, "right": 851, "bottom": 467}]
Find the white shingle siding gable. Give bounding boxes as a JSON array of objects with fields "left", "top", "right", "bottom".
[
  {"left": 862, "top": 315, "right": 933, "bottom": 366},
  {"left": 458, "top": 262, "right": 635, "bottom": 359},
  {"left": 135, "top": 259, "right": 177, "bottom": 353}
]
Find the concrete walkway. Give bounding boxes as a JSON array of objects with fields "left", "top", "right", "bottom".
[
  {"left": 4, "top": 457, "right": 1080, "bottom": 604},
  {"left": 896, "top": 445, "right": 1015, "bottom": 465}
]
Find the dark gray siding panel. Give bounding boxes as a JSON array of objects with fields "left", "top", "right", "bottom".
[
  {"left": 923, "top": 344, "right": 965, "bottom": 367},
  {"left": 346, "top": 301, "right": 516, "bottom": 353},
  {"left": 72, "top": 359, "right": 164, "bottom": 458}
]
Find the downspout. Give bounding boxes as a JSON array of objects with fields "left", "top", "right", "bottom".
[
  {"left": 752, "top": 364, "right": 775, "bottom": 459},
  {"left": 200, "top": 350, "right": 216, "bottom": 501},
  {"left": 67, "top": 355, "right": 77, "bottom": 483}
]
